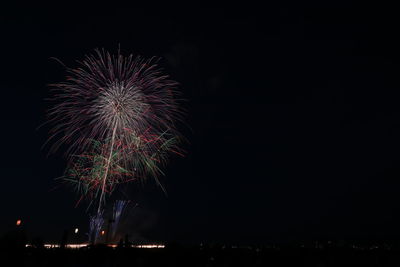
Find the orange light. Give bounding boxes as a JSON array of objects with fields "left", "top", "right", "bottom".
[
  {"left": 16, "top": 219, "right": 21, "bottom": 226},
  {"left": 101, "top": 230, "right": 105, "bottom": 236}
]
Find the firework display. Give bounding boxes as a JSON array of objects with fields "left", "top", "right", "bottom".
[
  {"left": 111, "top": 200, "right": 129, "bottom": 240},
  {"left": 47, "top": 49, "right": 184, "bottom": 216},
  {"left": 89, "top": 211, "right": 104, "bottom": 244}
]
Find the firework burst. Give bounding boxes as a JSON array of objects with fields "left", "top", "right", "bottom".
[
  {"left": 89, "top": 211, "right": 104, "bottom": 244},
  {"left": 47, "top": 49, "right": 184, "bottom": 213},
  {"left": 111, "top": 200, "right": 131, "bottom": 240}
]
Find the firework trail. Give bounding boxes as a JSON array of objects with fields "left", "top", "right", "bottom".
[
  {"left": 89, "top": 211, "right": 104, "bottom": 244},
  {"left": 47, "top": 49, "right": 184, "bottom": 214},
  {"left": 111, "top": 200, "right": 131, "bottom": 240}
]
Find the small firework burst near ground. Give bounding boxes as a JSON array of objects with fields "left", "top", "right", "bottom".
[
  {"left": 47, "top": 49, "right": 185, "bottom": 217},
  {"left": 111, "top": 200, "right": 130, "bottom": 240},
  {"left": 89, "top": 211, "right": 104, "bottom": 244}
]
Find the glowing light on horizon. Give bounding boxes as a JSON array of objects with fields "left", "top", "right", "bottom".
[
  {"left": 134, "top": 244, "right": 165, "bottom": 248},
  {"left": 16, "top": 219, "right": 21, "bottom": 226},
  {"left": 25, "top": 243, "right": 165, "bottom": 249}
]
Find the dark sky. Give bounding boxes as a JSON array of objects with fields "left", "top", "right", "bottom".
[{"left": 1, "top": 3, "right": 400, "bottom": 244}]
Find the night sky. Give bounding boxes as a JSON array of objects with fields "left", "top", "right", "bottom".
[{"left": 1, "top": 3, "right": 400, "bottom": 244}]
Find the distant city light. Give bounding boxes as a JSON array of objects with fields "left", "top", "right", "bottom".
[
  {"left": 24, "top": 243, "right": 165, "bottom": 249},
  {"left": 134, "top": 244, "right": 165, "bottom": 249},
  {"left": 74, "top": 228, "right": 79, "bottom": 234},
  {"left": 101, "top": 230, "right": 105, "bottom": 236},
  {"left": 16, "top": 219, "right": 21, "bottom": 226},
  {"left": 25, "top": 243, "right": 89, "bottom": 249}
]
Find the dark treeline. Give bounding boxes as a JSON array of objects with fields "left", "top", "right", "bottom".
[{"left": 1, "top": 245, "right": 400, "bottom": 267}]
